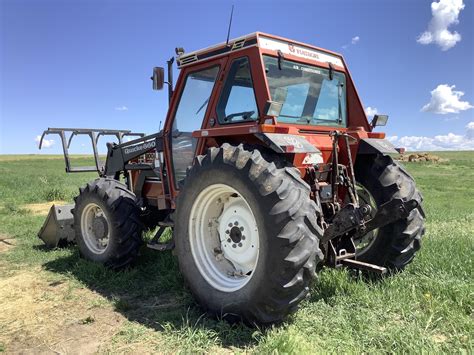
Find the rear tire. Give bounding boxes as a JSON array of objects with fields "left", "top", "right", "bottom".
[
  {"left": 73, "top": 178, "right": 143, "bottom": 269},
  {"left": 354, "top": 154, "right": 425, "bottom": 270},
  {"left": 175, "top": 144, "right": 324, "bottom": 324}
]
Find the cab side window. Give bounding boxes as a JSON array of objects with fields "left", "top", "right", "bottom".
[
  {"left": 171, "top": 66, "right": 220, "bottom": 183},
  {"left": 217, "top": 57, "right": 258, "bottom": 124}
]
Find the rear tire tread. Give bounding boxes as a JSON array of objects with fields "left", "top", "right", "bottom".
[
  {"left": 355, "top": 154, "right": 425, "bottom": 270},
  {"left": 176, "top": 143, "right": 324, "bottom": 324}
]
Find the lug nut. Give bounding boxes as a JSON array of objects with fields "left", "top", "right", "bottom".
[
  {"left": 227, "top": 238, "right": 231, "bottom": 243},
  {"left": 238, "top": 242, "right": 242, "bottom": 247},
  {"left": 240, "top": 226, "right": 244, "bottom": 231},
  {"left": 234, "top": 221, "right": 239, "bottom": 226},
  {"left": 228, "top": 223, "right": 233, "bottom": 227},
  {"left": 232, "top": 244, "right": 237, "bottom": 248},
  {"left": 225, "top": 230, "right": 230, "bottom": 234},
  {"left": 242, "top": 236, "right": 246, "bottom": 240}
]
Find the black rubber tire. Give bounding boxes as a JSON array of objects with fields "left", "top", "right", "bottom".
[
  {"left": 175, "top": 144, "right": 324, "bottom": 324},
  {"left": 73, "top": 178, "right": 143, "bottom": 269},
  {"left": 354, "top": 154, "right": 425, "bottom": 270}
]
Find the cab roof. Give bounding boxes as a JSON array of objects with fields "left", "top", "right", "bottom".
[{"left": 177, "top": 32, "right": 345, "bottom": 69}]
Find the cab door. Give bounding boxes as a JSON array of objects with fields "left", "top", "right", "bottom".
[{"left": 165, "top": 58, "right": 226, "bottom": 190}]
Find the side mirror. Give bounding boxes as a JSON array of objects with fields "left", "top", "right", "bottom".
[
  {"left": 264, "top": 100, "right": 283, "bottom": 117},
  {"left": 151, "top": 67, "right": 165, "bottom": 90},
  {"left": 371, "top": 114, "right": 388, "bottom": 128}
]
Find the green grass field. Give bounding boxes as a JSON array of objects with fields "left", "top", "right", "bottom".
[{"left": 0, "top": 152, "right": 473, "bottom": 353}]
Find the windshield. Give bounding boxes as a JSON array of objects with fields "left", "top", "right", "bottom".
[{"left": 263, "top": 55, "right": 347, "bottom": 127}]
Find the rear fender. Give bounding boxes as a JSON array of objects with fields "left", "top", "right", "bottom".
[
  {"left": 254, "top": 133, "right": 321, "bottom": 154},
  {"left": 357, "top": 138, "right": 398, "bottom": 155}
]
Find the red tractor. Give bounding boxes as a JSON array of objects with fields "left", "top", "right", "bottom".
[{"left": 39, "top": 32, "right": 425, "bottom": 324}]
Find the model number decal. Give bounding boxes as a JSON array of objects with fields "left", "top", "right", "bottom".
[
  {"left": 283, "top": 136, "right": 303, "bottom": 149},
  {"left": 124, "top": 141, "right": 156, "bottom": 155}
]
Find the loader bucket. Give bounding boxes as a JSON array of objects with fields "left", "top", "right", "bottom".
[{"left": 38, "top": 204, "right": 75, "bottom": 248}]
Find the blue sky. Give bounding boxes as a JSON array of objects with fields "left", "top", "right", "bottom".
[{"left": 1, "top": 0, "right": 473, "bottom": 154}]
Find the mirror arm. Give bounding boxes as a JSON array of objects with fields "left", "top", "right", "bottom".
[{"left": 167, "top": 57, "right": 174, "bottom": 104}]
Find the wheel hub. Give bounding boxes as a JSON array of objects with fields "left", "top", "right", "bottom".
[
  {"left": 92, "top": 216, "right": 108, "bottom": 239},
  {"left": 218, "top": 197, "right": 258, "bottom": 275},
  {"left": 229, "top": 226, "right": 243, "bottom": 244},
  {"left": 189, "top": 184, "right": 260, "bottom": 292},
  {"left": 353, "top": 184, "right": 379, "bottom": 255},
  {"left": 80, "top": 203, "right": 110, "bottom": 254}
]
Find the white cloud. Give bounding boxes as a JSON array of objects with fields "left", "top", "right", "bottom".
[
  {"left": 417, "top": 0, "right": 465, "bottom": 51},
  {"left": 342, "top": 36, "right": 360, "bottom": 49},
  {"left": 365, "top": 106, "right": 378, "bottom": 117},
  {"left": 443, "top": 115, "right": 460, "bottom": 122},
  {"left": 115, "top": 105, "right": 128, "bottom": 111},
  {"left": 421, "top": 84, "right": 473, "bottom": 114},
  {"left": 389, "top": 121, "right": 474, "bottom": 151},
  {"left": 466, "top": 122, "right": 474, "bottom": 139},
  {"left": 35, "top": 135, "right": 55, "bottom": 148}
]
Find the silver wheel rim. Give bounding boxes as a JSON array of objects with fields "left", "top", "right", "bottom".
[
  {"left": 189, "top": 183, "right": 260, "bottom": 292},
  {"left": 354, "top": 184, "right": 378, "bottom": 256},
  {"left": 80, "top": 202, "right": 110, "bottom": 254}
]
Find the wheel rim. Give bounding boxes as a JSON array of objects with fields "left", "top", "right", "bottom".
[
  {"left": 354, "top": 184, "right": 379, "bottom": 255},
  {"left": 80, "top": 202, "right": 110, "bottom": 254},
  {"left": 189, "top": 183, "right": 260, "bottom": 292}
]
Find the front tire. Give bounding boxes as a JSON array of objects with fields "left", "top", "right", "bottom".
[
  {"left": 175, "top": 144, "right": 324, "bottom": 324},
  {"left": 73, "top": 178, "right": 143, "bottom": 269}
]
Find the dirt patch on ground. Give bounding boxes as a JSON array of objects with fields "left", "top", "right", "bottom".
[
  {"left": 23, "top": 201, "right": 68, "bottom": 216},
  {"left": 0, "top": 233, "right": 15, "bottom": 253},
  {"left": 0, "top": 269, "right": 125, "bottom": 353}
]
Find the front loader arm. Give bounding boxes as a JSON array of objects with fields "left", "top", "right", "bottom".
[
  {"left": 103, "top": 131, "right": 164, "bottom": 177},
  {"left": 39, "top": 127, "right": 145, "bottom": 174}
]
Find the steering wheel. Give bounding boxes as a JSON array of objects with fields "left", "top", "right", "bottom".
[{"left": 224, "top": 110, "right": 255, "bottom": 122}]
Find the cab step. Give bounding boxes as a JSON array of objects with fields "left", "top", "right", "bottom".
[
  {"left": 158, "top": 220, "right": 174, "bottom": 227},
  {"left": 146, "top": 224, "right": 174, "bottom": 251},
  {"left": 147, "top": 241, "right": 174, "bottom": 251}
]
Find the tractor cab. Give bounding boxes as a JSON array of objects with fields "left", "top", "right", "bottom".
[{"left": 152, "top": 33, "right": 387, "bottom": 195}]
